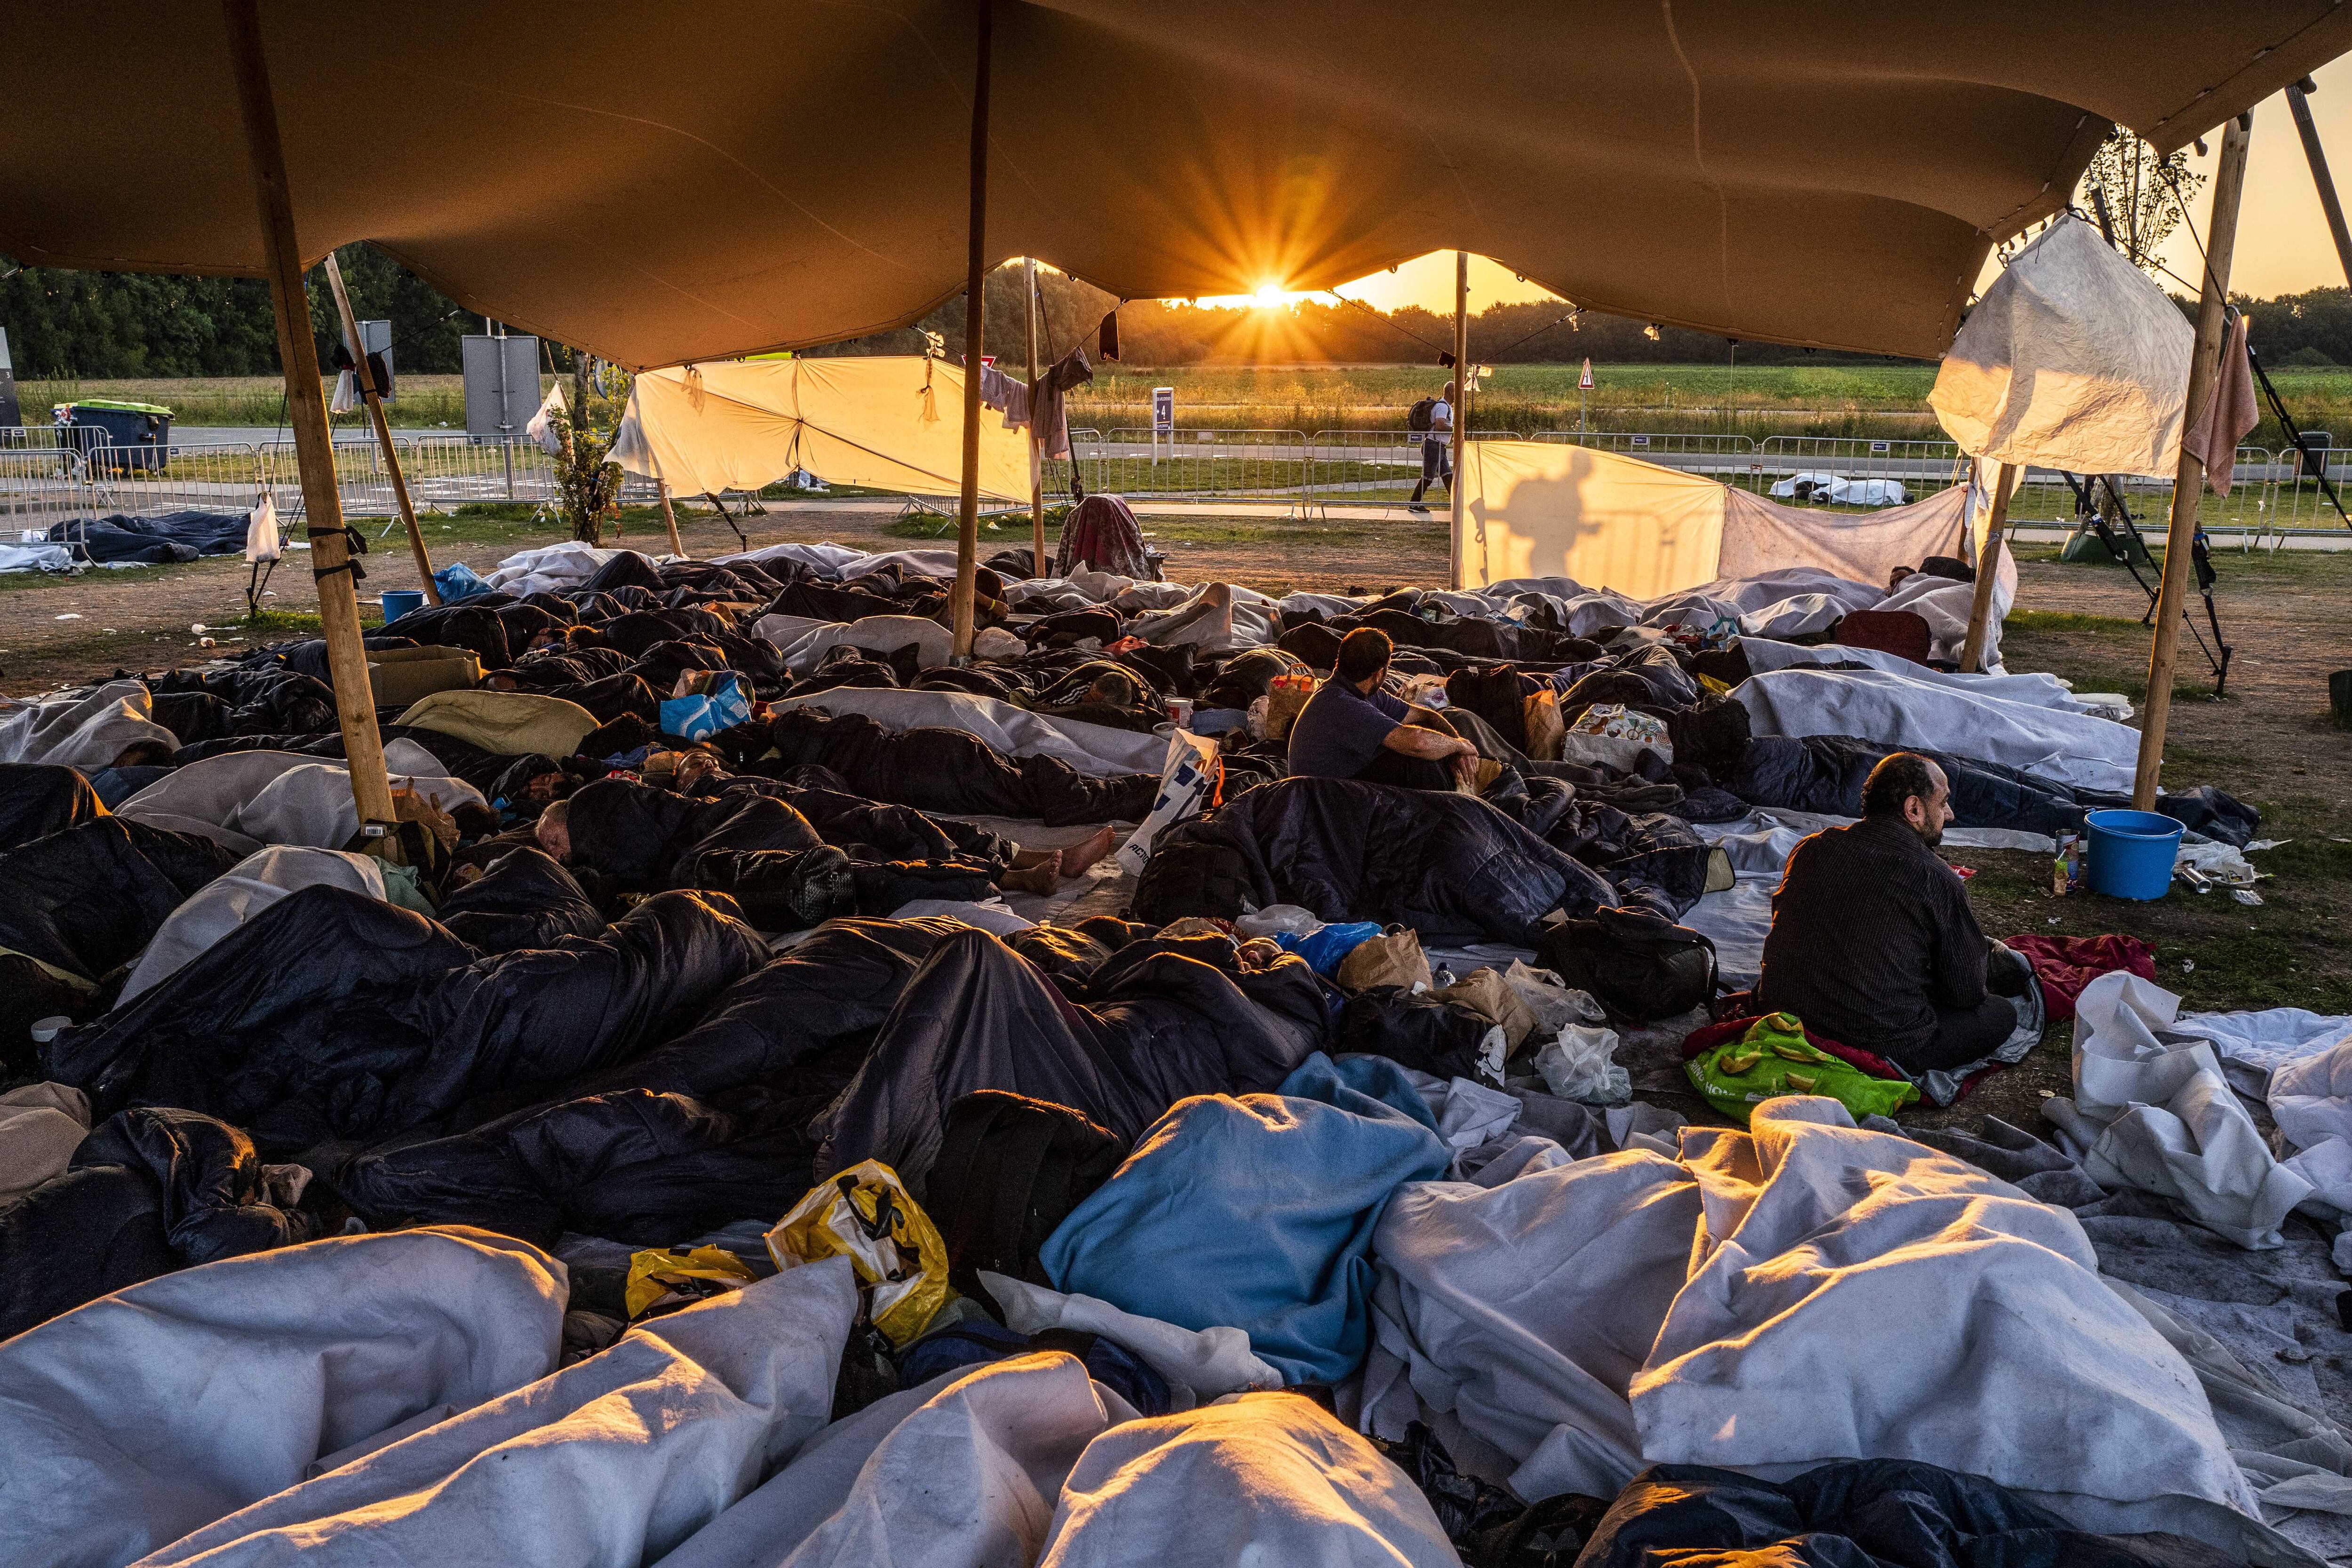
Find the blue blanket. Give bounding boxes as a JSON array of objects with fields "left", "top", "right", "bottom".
[{"left": 1038, "top": 1052, "right": 1447, "bottom": 1385}]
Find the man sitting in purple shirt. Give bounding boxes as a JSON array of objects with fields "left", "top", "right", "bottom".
[{"left": 1285, "top": 628, "right": 1479, "bottom": 790}]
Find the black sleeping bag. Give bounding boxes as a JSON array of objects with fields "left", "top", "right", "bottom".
[
  {"left": 1157, "top": 777, "right": 1614, "bottom": 946},
  {"left": 764, "top": 707, "right": 1158, "bottom": 826},
  {"left": 333, "top": 916, "right": 990, "bottom": 1241},
  {"left": 0, "top": 763, "right": 104, "bottom": 851},
  {"left": 566, "top": 776, "right": 824, "bottom": 887},
  {"left": 1578, "top": 1461, "right": 2233, "bottom": 1568},
  {"left": 1731, "top": 734, "right": 2260, "bottom": 844},
  {"left": 335, "top": 1087, "right": 819, "bottom": 1249},
  {"left": 0, "top": 1107, "right": 318, "bottom": 1340},
  {"left": 0, "top": 816, "right": 234, "bottom": 983},
  {"left": 437, "top": 847, "right": 605, "bottom": 953},
  {"left": 814, "top": 927, "right": 1329, "bottom": 1187},
  {"left": 43, "top": 883, "right": 766, "bottom": 1157}
]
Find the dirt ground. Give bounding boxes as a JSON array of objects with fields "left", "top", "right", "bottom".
[{"left": 5, "top": 507, "right": 2348, "bottom": 1135}]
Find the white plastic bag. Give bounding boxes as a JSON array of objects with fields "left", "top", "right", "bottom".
[
  {"left": 1235, "top": 905, "right": 1323, "bottom": 939},
  {"left": 1113, "top": 728, "right": 1222, "bottom": 876},
  {"left": 1534, "top": 1023, "right": 1630, "bottom": 1104},
  {"left": 1502, "top": 961, "right": 1605, "bottom": 1037}
]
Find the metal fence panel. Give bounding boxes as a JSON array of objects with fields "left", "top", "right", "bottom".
[{"left": 1086, "top": 429, "right": 1311, "bottom": 501}]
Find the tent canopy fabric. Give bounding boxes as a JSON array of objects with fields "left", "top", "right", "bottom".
[
  {"left": 1457, "top": 439, "right": 1969, "bottom": 599},
  {"left": 1929, "top": 215, "right": 2196, "bottom": 478},
  {"left": 2, "top": 4, "right": 2345, "bottom": 366},
  {"left": 610, "top": 358, "right": 1031, "bottom": 502}
]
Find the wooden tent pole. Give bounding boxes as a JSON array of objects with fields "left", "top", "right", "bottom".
[
  {"left": 222, "top": 0, "right": 396, "bottom": 834},
  {"left": 321, "top": 251, "right": 438, "bottom": 605},
  {"left": 2288, "top": 82, "right": 2352, "bottom": 288},
  {"left": 1027, "top": 255, "right": 1045, "bottom": 577},
  {"left": 2134, "top": 111, "right": 2253, "bottom": 810},
  {"left": 1957, "top": 462, "right": 2017, "bottom": 673},
  {"left": 658, "top": 480, "right": 685, "bottom": 554},
  {"left": 1448, "top": 250, "right": 1469, "bottom": 589},
  {"left": 949, "top": 0, "right": 993, "bottom": 661}
]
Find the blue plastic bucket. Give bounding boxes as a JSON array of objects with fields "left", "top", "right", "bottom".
[
  {"left": 2083, "top": 809, "right": 2183, "bottom": 900},
  {"left": 379, "top": 589, "right": 425, "bottom": 623}
]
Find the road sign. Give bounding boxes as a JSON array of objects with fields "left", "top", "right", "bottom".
[
  {"left": 1152, "top": 386, "right": 1175, "bottom": 434},
  {"left": 1578, "top": 358, "right": 1594, "bottom": 390}
]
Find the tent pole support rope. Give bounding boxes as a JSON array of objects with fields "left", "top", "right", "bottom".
[
  {"left": 1448, "top": 250, "right": 1469, "bottom": 590},
  {"left": 1027, "top": 255, "right": 1045, "bottom": 577},
  {"left": 2134, "top": 111, "right": 2252, "bottom": 812},
  {"left": 949, "top": 0, "right": 993, "bottom": 662},
  {"left": 322, "top": 250, "right": 439, "bottom": 606},
  {"left": 2288, "top": 82, "right": 2352, "bottom": 288},
  {"left": 1958, "top": 462, "right": 2017, "bottom": 673},
  {"left": 222, "top": 0, "right": 397, "bottom": 836},
  {"left": 658, "top": 481, "right": 685, "bottom": 555}
]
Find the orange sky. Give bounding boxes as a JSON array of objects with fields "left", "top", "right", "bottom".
[{"left": 1201, "top": 64, "right": 2352, "bottom": 323}]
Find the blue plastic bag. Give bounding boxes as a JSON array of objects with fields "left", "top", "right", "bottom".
[
  {"left": 430, "top": 562, "right": 494, "bottom": 603},
  {"left": 659, "top": 672, "right": 753, "bottom": 740},
  {"left": 1272, "top": 921, "right": 1382, "bottom": 977}
]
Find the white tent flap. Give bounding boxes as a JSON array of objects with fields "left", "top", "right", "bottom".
[{"left": 1928, "top": 215, "right": 2193, "bottom": 478}]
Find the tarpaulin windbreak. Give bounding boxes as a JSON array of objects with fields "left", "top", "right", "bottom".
[
  {"left": 610, "top": 358, "right": 1032, "bottom": 502},
  {"left": 1457, "top": 441, "right": 1970, "bottom": 600},
  {"left": 1929, "top": 215, "right": 2196, "bottom": 477},
  {"left": 2, "top": 5, "right": 2347, "bottom": 366}
]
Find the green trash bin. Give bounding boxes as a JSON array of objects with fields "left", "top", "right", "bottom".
[{"left": 55, "top": 399, "right": 174, "bottom": 473}]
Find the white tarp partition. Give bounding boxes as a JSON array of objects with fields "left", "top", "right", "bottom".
[
  {"left": 611, "top": 357, "right": 1031, "bottom": 502},
  {"left": 1457, "top": 440, "right": 1968, "bottom": 599},
  {"left": 1928, "top": 215, "right": 2193, "bottom": 479}
]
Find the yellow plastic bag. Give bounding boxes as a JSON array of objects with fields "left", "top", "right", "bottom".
[
  {"left": 624, "top": 1245, "right": 755, "bottom": 1320},
  {"left": 765, "top": 1160, "right": 949, "bottom": 1346}
]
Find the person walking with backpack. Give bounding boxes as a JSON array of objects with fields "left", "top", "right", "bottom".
[{"left": 1406, "top": 380, "right": 1454, "bottom": 513}]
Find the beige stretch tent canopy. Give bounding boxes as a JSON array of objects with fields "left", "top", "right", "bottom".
[
  {"left": 609, "top": 358, "right": 1032, "bottom": 502},
  {"left": 1455, "top": 440, "right": 1971, "bottom": 600},
  {"left": 4, "top": 3, "right": 2348, "bottom": 367}
]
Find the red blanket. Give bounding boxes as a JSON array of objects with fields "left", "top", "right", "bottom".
[{"left": 2002, "top": 933, "right": 2155, "bottom": 1022}]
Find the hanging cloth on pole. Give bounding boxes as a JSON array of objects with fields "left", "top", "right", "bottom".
[{"left": 2181, "top": 310, "right": 2259, "bottom": 495}]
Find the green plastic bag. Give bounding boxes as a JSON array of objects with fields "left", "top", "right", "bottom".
[{"left": 1686, "top": 1012, "right": 1918, "bottom": 1123}]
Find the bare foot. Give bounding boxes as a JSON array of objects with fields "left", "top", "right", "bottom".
[
  {"left": 999, "top": 857, "right": 1061, "bottom": 895},
  {"left": 1057, "top": 824, "right": 1118, "bottom": 877}
]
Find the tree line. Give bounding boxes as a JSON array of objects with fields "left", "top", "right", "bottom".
[{"left": 10, "top": 243, "right": 2352, "bottom": 379}]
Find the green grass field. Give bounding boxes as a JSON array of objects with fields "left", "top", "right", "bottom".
[{"left": 29, "top": 364, "right": 2352, "bottom": 450}]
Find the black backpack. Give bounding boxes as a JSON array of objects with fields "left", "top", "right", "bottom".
[
  {"left": 1535, "top": 906, "right": 1718, "bottom": 1022},
  {"left": 929, "top": 1091, "right": 1125, "bottom": 1298},
  {"left": 1407, "top": 397, "right": 1438, "bottom": 432},
  {"left": 1129, "top": 837, "right": 1251, "bottom": 924}
]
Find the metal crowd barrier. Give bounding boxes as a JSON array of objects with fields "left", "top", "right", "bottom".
[{"left": 1, "top": 421, "right": 2339, "bottom": 568}]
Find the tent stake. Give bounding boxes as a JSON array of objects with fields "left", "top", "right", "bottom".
[
  {"left": 2288, "top": 82, "right": 2352, "bottom": 288},
  {"left": 949, "top": 0, "right": 993, "bottom": 661},
  {"left": 2134, "top": 111, "right": 2252, "bottom": 811},
  {"left": 1448, "top": 250, "right": 1469, "bottom": 589},
  {"left": 1026, "top": 256, "right": 1046, "bottom": 577},
  {"left": 1958, "top": 462, "right": 2017, "bottom": 673},
  {"left": 321, "top": 251, "right": 438, "bottom": 605},
  {"left": 222, "top": 0, "right": 397, "bottom": 836}
]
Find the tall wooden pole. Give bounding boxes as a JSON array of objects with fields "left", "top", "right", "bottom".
[
  {"left": 658, "top": 481, "right": 685, "bottom": 555},
  {"left": 1448, "top": 250, "right": 1469, "bottom": 589},
  {"left": 1026, "top": 256, "right": 1045, "bottom": 577},
  {"left": 949, "top": 0, "right": 993, "bottom": 660},
  {"left": 1957, "top": 462, "right": 2017, "bottom": 672},
  {"left": 223, "top": 0, "right": 396, "bottom": 834},
  {"left": 2134, "top": 111, "right": 2253, "bottom": 810},
  {"left": 2287, "top": 82, "right": 2352, "bottom": 288},
  {"left": 321, "top": 251, "right": 438, "bottom": 605}
]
